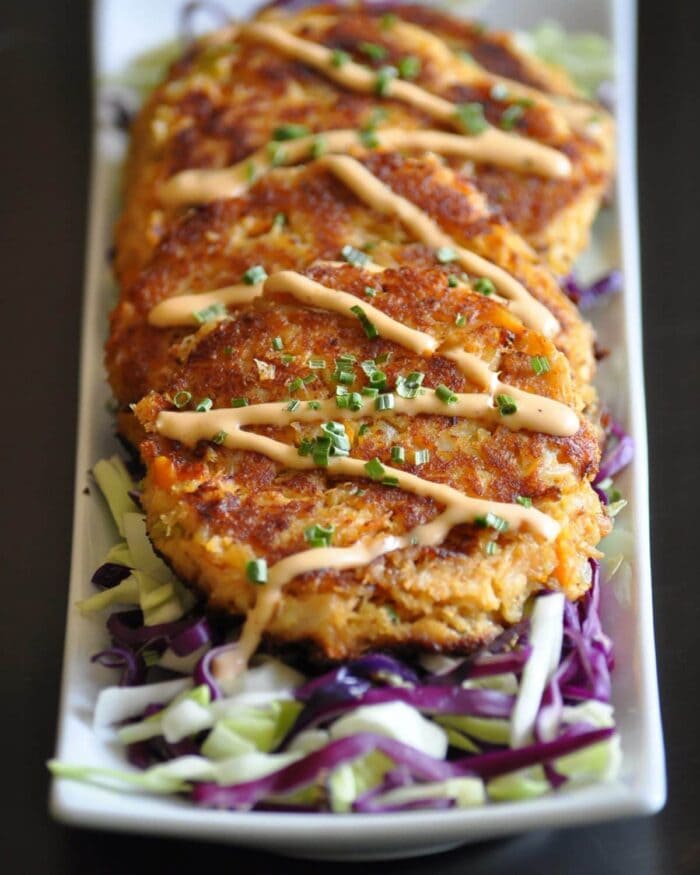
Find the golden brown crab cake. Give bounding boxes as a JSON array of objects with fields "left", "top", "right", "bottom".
[
  {"left": 132, "top": 261, "right": 608, "bottom": 661},
  {"left": 114, "top": 3, "right": 612, "bottom": 283},
  {"left": 107, "top": 154, "right": 595, "bottom": 443}
]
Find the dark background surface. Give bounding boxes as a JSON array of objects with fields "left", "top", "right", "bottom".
[{"left": 1, "top": 1, "right": 698, "bottom": 872}]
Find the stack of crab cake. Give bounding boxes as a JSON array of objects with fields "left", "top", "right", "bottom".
[{"left": 106, "top": 3, "right": 614, "bottom": 665}]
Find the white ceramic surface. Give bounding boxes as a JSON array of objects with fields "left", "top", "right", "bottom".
[{"left": 50, "top": 0, "right": 666, "bottom": 859}]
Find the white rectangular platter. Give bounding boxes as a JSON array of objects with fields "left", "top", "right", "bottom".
[{"left": 50, "top": 0, "right": 665, "bottom": 859}]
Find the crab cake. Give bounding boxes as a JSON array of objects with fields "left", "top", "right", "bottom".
[
  {"left": 113, "top": 3, "right": 613, "bottom": 283},
  {"left": 107, "top": 153, "right": 595, "bottom": 446},
  {"left": 131, "top": 261, "right": 608, "bottom": 661}
]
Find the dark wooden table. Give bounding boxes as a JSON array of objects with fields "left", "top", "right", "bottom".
[{"left": 1, "top": 2, "right": 697, "bottom": 872}]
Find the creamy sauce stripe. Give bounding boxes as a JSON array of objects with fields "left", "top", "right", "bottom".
[
  {"left": 160, "top": 125, "right": 571, "bottom": 206},
  {"left": 320, "top": 154, "right": 560, "bottom": 337}
]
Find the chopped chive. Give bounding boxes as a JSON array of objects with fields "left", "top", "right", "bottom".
[
  {"left": 298, "top": 438, "right": 314, "bottom": 456},
  {"left": 312, "top": 437, "right": 332, "bottom": 467},
  {"left": 448, "top": 274, "right": 459, "bottom": 288},
  {"left": 341, "top": 244, "right": 371, "bottom": 268},
  {"left": 359, "top": 41, "right": 387, "bottom": 61},
  {"left": 364, "top": 285, "right": 378, "bottom": 297},
  {"left": 272, "top": 336, "right": 284, "bottom": 351},
  {"left": 245, "top": 161, "right": 257, "bottom": 183},
  {"left": 231, "top": 397, "right": 248, "bottom": 408},
  {"left": 391, "top": 445, "right": 405, "bottom": 464},
  {"left": 455, "top": 313, "right": 466, "bottom": 327},
  {"left": 368, "top": 370, "right": 387, "bottom": 390},
  {"left": 193, "top": 301, "right": 227, "bottom": 324},
  {"left": 286, "top": 399, "right": 301, "bottom": 412},
  {"left": 280, "top": 353, "right": 296, "bottom": 365},
  {"left": 375, "top": 351, "right": 392, "bottom": 365},
  {"left": 381, "top": 12, "right": 397, "bottom": 28},
  {"left": 398, "top": 55, "right": 421, "bottom": 80},
  {"left": 436, "top": 246, "right": 458, "bottom": 264},
  {"left": 304, "top": 523, "right": 334, "bottom": 548},
  {"left": 311, "top": 135, "right": 327, "bottom": 158},
  {"left": 364, "top": 457, "right": 386, "bottom": 480},
  {"left": 195, "top": 397, "right": 213, "bottom": 412},
  {"left": 495, "top": 393, "right": 517, "bottom": 416},
  {"left": 308, "top": 358, "right": 326, "bottom": 369},
  {"left": 331, "top": 48, "right": 351, "bottom": 67},
  {"left": 359, "top": 127, "right": 380, "bottom": 148},
  {"left": 223, "top": 345, "right": 233, "bottom": 356},
  {"left": 287, "top": 377, "right": 303, "bottom": 393},
  {"left": 267, "top": 141, "right": 286, "bottom": 167},
  {"left": 361, "top": 386, "right": 379, "bottom": 398},
  {"left": 530, "top": 355, "right": 551, "bottom": 375},
  {"left": 435, "top": 384, "right": 458, "bottom": 405},
  {"left": 347, "top": 392, "right": 363, "bottom": 411},
  {"left": 246, "top": 558, "right": 267, "bottom": 584},
  {"left": 337, "top": 352, "right": 357, "bottom": 364},
  {"left": 414, "top": 448, "right": 430, "bottom": 466},
  {"left": 242, "top": 264, "right": 267, "bottom": 285},
  {"left": 358, "top": 423, "right": 370, "bottom": 436},
  {"left": 375, "top": 392, "right": 395, "bottom": 411},
  {"left": 334, "top": 368, "right": 355, "bottom": 385},
  {"left": 475, "top": 511, "right": 509, "bottom": 532},
  {"left": 382, "top": 475, "right": 399, "bottom": 487},
  {"left": 500, "top": 104, "right": 525, "bottom": 131},
  {"left": 396, "top": 371, "right": 424, "bottom": 399},
  {"left": 307, "top": 400, "right": 322, "bottom": 410},
  {"left": 172, "top": 390, "right": 192, "bottom": 409},
  {"left": 212, "top": 430, "right": 227, "bottom": 445},
  {"left": 272, "top": 212, "right": 287, "bottom": 230},
  {"left": 375, "top": 65, "right": 397, "bottom": 96},
  {"left": 350, "top": 304, "right": 379, "bottom": 339},
  {"left": 302, "top": 373, "right": 317, "bottom": 385},
  {"left": 516, "top": 495, "right": 532, "bottom": 507},
  {"left": 473, "top": 277, "right": 495, "bottom": 296},
  {"left": 336, "top": 393, "right": 349, "bottom": 409},
  {"left": 272, "top": 123, "right": 311, "bottom": 141},
  {"left": 484, "top": 541, "right": 499, "bottom": 556},
  {"left": 454, "top": 101, "right": 488, "bottom": 134}
]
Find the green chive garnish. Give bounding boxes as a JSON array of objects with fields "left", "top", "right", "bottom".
[
  {"left": 391, "top": 445, "right": 405, "bottom": 463},
  {"left": 436, "top": 246, "right": 458, "bottom": 264},
  {"left": 231, "top": 397, "right": 248, "bottom": 408},
  {"left": 212, "top": 430, "right": 227, "bottom": 445},
  {"left": 195, "top": 397, "right": 213, "bottom": 412},
  {"left": 359, "top": 41, "right": 387, "bottom": 61},
  {"left": 347, "top": 392, "right": 363, "bottom": 411},
  {"left": 304, "top": 524, "right": 334, "bottom": 548},
  {"left": 272, "top": 123, "right": 311, "bottom": 141},
  {"left": 242, "top": 264, "right": 267, "bottom": 285},
  {"left": 414, "top": 449, "right": 430, "bottom": 466},
  {"left": 475, "top": 512, "right": 509, "bottom": 532},
  {"left": 364, "top": 285, "right": 378, "bottom": 297},
  {"left": 246, "top": 558, "right": 267, "bottom": 584},
  {"left": 448, "top": 275, "right": 459, "bottom": 288},
  {"left": 500, "top": 104, "right": 525, "bottom": 131},
  {"left": 484, "top": 541, "right": 499, "bottom": 556},
  {"left": 272, "top": 336, "right": 284, "bottom": 351},
  {"left": 331, "top": 49, "right": 350, "bottom": 67},
  {"left": 516, "top": 495, "right": 532, "bottom": 507},
  {"left": 341, "top": 244, "right": 371, "bottom": 268},
  {"left": 495, "top": 393, "right": 517, "bottom": 416},
  {"left": 172, "top": 390, "right": 192, "bottom": 409},
  {"left": 280, "top": 353, "right": 296, "bottom": 365},
  {"left": 375, "top": 392, "right": 395, "bottom": 411},
  {"left": 375, "top": 65, "right": 397, "bottom": 96},
  {"left": 359, "top": 127, "right": 380, "bottom": 149},
  {"left": 267, "top": 141, "right": 286, "bottom": 167},
  {"left": 473, "top": 277, "right": 495, "bottom": 296},
  {"left": 311, "top": 135, "right": 327, "bottom": 158},
  {"left": 530, "top": 355, "right": 551, "bottom": 375},
  {"left": 358, "top": 423, "right": 370, "bottom": 436},
  {"left": 396, "top": 371, "right": 424, "bottom": 399},
  {"left": 398, "top": 55, "right": 421, "bottom": 79},
  {"left": 435, "top": 384, "right": 458, "bottom": 405},
  {"left": 193, "top": 302, "right": 227, "bottom": 324},
  {"left": 350, "top": 304, "right": 379, "bottom": 339},
  {"left": 308, "top": 400, "right": 322, "bottom": 410},
  {"left": 308, "top": 358, "right": 326, "bottom": 369},
  {"left": 272, "top": 212, "right": 287, "bottom": 230},
  {"left": 455, "top": 313, "right": 466, "bottom": 327},
  {"left": 246, "top": 162, "right": 257, "bottom": 183},
  {"left": 286, "top": 399, "right": 300, "bottom": 412},
  {"left": 364, "top": 457, "right": 386, "bottom": 480},
  {"left": 361, "top": 386, "right": 379, "bottom": 398},
  {"left": 454, "top": 102, "right": 488, "bottom": 134}
]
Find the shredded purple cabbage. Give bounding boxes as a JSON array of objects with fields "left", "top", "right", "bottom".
[
  {"left": 562, "top": 270, "right": 623, "bottom": 310},
  {"left": 91, "top": 562, "right": 131, "bottom": 589},
  {"left": 91, "top": 647, "right": 145, "bottom": 686}
]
